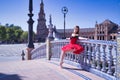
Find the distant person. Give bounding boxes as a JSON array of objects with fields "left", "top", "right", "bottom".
[{"left": 60, "top": 26, "right": 88, "bottom": 68}]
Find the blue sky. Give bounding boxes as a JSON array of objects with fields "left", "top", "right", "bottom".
[{"left": 0, "top": 0, "right": 120, "bottom": 32}]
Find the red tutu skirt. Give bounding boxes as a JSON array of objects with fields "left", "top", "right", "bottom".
[{"left": 62, "top": 37, "right": 84, "bottom": 54}]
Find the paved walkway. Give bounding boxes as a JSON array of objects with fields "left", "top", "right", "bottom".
[
  {"left": 0, "top": 43, "right": 40, "bottom": 62},
  {"left": 0, "top": 59, "right": 105, "bottom": 80}
]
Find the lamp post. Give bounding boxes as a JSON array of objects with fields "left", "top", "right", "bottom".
[
  {"left": 27, "top": 0, "right": 34, "bottom": 60},
  {"left": 61, "top": 6, "right": 68, "bottom": 39}
]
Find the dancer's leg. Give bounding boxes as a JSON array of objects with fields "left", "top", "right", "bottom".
[{"left": 60, "top": 50, "right": 66, "bottom": 68}]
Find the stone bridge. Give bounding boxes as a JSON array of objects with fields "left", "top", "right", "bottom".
[{"left": 0, "top": 39, "right": 118, "bottom": 80}]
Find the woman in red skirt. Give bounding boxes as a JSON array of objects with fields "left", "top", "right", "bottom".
[{"left": 60, "top": 26, "right": 88, "bottom": 68}]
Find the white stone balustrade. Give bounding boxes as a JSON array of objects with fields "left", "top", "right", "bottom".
[{"left": 30, "top": 39, "right": 117, "bottom": 79}]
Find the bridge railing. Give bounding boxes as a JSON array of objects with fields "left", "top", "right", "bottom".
[
  {"left": 31, "top": 43, "right": 46, "bottom": 59},
  {"left": 31, "top": 39, "right": 117, "bottom": 80}
]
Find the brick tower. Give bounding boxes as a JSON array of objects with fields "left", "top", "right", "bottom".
[{"left": 36, "top": 0, "right": 48, "bottom": 42}]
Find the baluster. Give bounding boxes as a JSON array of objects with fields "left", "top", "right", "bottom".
[
  {"left": 69, "top": 53, "right": 72, "bottom": 61},
  {"left": 88, "top": 43, "right": 92, "bottom": 67},
  {"left": 54, "top": 44, "right": 56, "bottom": 58},
  {"left": 66, "top": 53, "right": 69, "bottom": 60},
  {"left": 107, "top": 45, "right": 113, "bottom": 75},
  {"left": 68, "top": 53, "right": 70, "bottom": 60},
  {"left": 58, "top": 43, "right": 60, "bottom": 58},
  {"left": 56, "top": 43, "right": 58, "bottom": 57},
  {"left": 72, "top": 53, "right": 75, "bottom": 61},
  {"left": 77, "top": 54, "right": 80, "bottom": 63},
  {"left": 40, "top": 48, "right": 42, "bottom": 58},
  {"left": 50, "top": 44, "right": 53, "bottom": 58},
  {"left": 76, "top": 54, "right": 79, "bottom": 62},
  {"left": 84, "top": 43, "right": 88, "bottom": 65},
  {"left": 72, "top": 54, "right": 75, "bottom": 61},
  {"left": 78, "top": 42, "right": 83, "bottom": 64},
  {"left": 38, "top": 49, "right": 40, "bottom": 58},
  {"left": 92, "top": 44, "right": 96, "bottom": 68},
  {"left": 58, "top": 43, "right": 61, "bottom": 58},
  {"left": 113, "top": 57, "right": 116, "bottom": 77},
  {"left": 101, "top": 45, "right": 107, "bottom": 72},
  {"left": 113, "top": 46, "right": 117, "bottom": 76},
  {"left": 78, "top": 53, "right": 81, "bottom": 63},
  {"left": 53, "top": 43, "right": 55, "bottom": 57},
  {"left": 79, "top": 52, "right": 84, "bottom": 64},
  {"left": 96, "top": 44, "right": 101, "bottom": 70},
  {"left": 57, "top": 43, "right": 59, "bottom": 58},
  {"left": 59, "top": 42, "right": 61, "bottom": 58},
  {"left": 56, "top": 43, "right": 58, "bottom": 58},
  {"left": 44, "top": 45, "right": 46, "bottom": 57},
  {"left": 74, "top": 54, "right": 77, "bottom": 62},
  {"left": 69, "top": 53, "right": 71, "bottom": 60},
  {"left": 42, "top": 47, "right": 43, "bottom": 58},
  {"left": 65, "top": 52, "right": 67, "bottom": 60},
  {"left": 54, "top": 43, "right": 56, "bottom": 58},
  {"left": 70, "top": 53, "right": 71, "bottom": 60}
]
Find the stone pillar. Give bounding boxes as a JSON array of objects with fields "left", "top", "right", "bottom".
[
  {"left": 46, "top": 38, "right": 52, "bottom": 60},
  {"left": 26, "top": 48, "right": 34, "bottom": 60}
]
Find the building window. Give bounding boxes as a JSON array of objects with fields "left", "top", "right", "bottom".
[
  {"left": 100, "top": 36, "right": 101, "bottom": 40},
  {"left": 103, "top": 36, "right": 104, "bottom": 40},
  {"left": 97, "top": 31, "right": 99, "bottom": 34},
  {"left": 102, "top": 31, "right": 104, "bottom": 34},
  {"left": 110, "top": 36, "right": 112, "bottom": 40},
  {"left": 97, "top": 36, "right": 99, "bottom": 40},
  {"left": 113, "top": 36, "right": 116, "bottom": 39}
]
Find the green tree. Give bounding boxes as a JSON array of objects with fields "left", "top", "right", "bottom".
[
  {"left": 21, "top": 31, "right": 36, "bottom": 43},
  {"left": 13, "top": 26, "right": 23, "bottom": 43},
  {"left": 0, "top": 23, "right": 36, "bottom": 43},
  {"left": 21, "top": 31, "right": 28, "bottom": 43},
  {"left": 5, "top": 23, "right": 9, "bottom": 27},
  {"left": 0, "top": 26, "right": 6, "bottom": 41},
  {"left": 6, "top": 27, "right": 15, "bottom": 43},
  {"left": 15, "top": 30, "right": 23, "bottom": 38}
]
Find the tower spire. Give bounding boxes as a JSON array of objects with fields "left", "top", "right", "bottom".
[
  {"left": 96, "top": 21, "right": 98, "bottom": 24},
  {"left": 40, "top": 0, "right": 44, "bottom": 13},
  {"left": 37, "top": 0, "right": 48, "bottom": 42},
  {"left": 95, "top": 21, "right": 98, "bottom": 27},
  {"left": 49, "top": 14, "right": 52, "bottom": 25},
  {"left": 41, "top": 0, "right": 43, "bottom": 3}
]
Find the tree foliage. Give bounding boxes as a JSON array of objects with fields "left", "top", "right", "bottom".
[
  {"left": 0, "top": 26, "right": 6, "bottom": 41},
  {"left": 0, "top": 23, "right": 36, "bottom": 44},
  {"left": 21, "top": 31, "right": 28, "bottom": 43}
]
